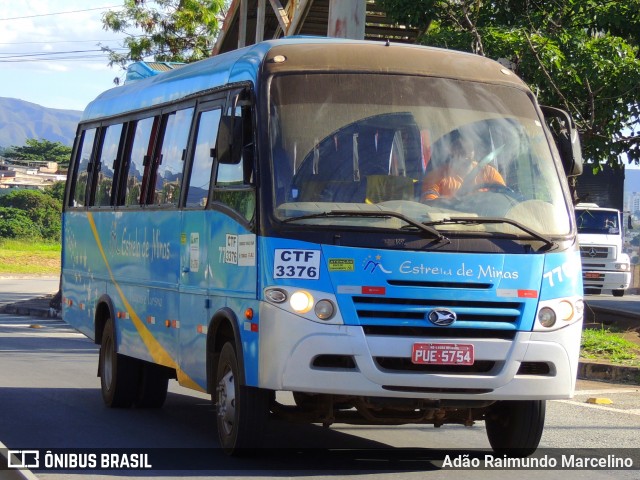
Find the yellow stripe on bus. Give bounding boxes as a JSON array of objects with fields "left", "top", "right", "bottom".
[{"left": 86, "top": 212, "right": 204, "bottom": 392}]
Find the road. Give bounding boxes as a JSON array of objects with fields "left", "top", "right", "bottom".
[
  {"left": 0, "top": 277, "right": 59, "bottom": 307},
  {"left": 585, "top": 292, "right": 640, "bottom": 317},
  {"left": 1, "top": 311, "right": 639, "bottom": 480}
]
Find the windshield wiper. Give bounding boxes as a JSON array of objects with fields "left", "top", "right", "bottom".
[
  {"left": 423, "top": 216, "right": 556, "bottom": 250},
  {"left": 282, "top": 210, "right": 449, "bottom": 243}
]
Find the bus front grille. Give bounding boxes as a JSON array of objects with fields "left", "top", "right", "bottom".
[{"left": 352, "top": 296, "right": 523, "bottom": 326}]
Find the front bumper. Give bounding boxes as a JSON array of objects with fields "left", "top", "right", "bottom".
[
  {"left": 258, "top": 302, "right": 582, "bottom": 400},
  {"left": 582, "top": 270, "right": 631, "bottom": 290}
]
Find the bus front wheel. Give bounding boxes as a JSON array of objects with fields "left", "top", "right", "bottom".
[
  {"left": 485, "top": 400, "right": 545, "bottom": 456},
  {"left": 214, "top": 342, "right": 269, "bottom": 454},
  {"left": 99, "top": 318, "right": 139, "bottom": 408}
]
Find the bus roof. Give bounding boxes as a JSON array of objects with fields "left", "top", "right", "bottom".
[{"left": 81, "top": 36, "right": 530, "bottom": 123}]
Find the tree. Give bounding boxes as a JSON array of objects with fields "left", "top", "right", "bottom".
[
  {"left": 379, "top": 0, "right": 640, "bottom": 167},
  {"left": 3, "top": 139, "right": 72, "bottom": 168},
  {"left": 0, "top": 190, "right": 62, "bottom": 241},
  {"left": 44, "top": 182, "right": 66, "bottom": 203},
  {"left": 0, "top": 207, "right": 41, "bottom": 239},
  {"left": 101, "top": 0, "right": 226, "bottom": 69}
]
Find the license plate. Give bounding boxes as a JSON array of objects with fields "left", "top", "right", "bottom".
[
  {"left": 585, "top": 272, "right": 600, "bottom": 279},
  {"left": 411, "top": 343, "right": 474, "bottom": 365}
]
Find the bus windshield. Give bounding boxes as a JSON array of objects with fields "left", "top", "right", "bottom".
[{"left": 269, "top": 73, "right": 571, "bottom": 238}]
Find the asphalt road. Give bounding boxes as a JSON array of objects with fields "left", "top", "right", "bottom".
[
  {"left": 0, "top": 277, "right": 59, "bottom": 306},
  {"left": 585, "top": 293, "right": 640, "bottom": 317}
]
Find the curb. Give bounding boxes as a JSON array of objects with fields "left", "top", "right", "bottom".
[
  {"left": 0, "top": 305, "right": 60, "bottom": 319},
  {"left": 577, "top": 360, "right": 640, "bottom": 385}
]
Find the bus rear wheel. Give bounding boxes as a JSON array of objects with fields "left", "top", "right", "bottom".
[
  {"left": 485, "top": 400, "right": 545, "bottom": 457},
  {"left": 214, "top": 342, "right": 269, "bottom": 455},
  {"left": 99, "top": 318, "right": 139, "bottom": 408}
]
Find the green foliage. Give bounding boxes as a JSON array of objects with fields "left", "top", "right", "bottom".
[
  {"left": 0, "top": 207, "right": 41, "bottom": 239},
  {"left": 3, "top": 139, "right": 72, "bottom": 167},
  {"left": 0, "top": 190, "right": 62, "bottom": 241},
  {"left": 101, "top": 0, "right": 226, "bottom": 68},
  {"left": 581, "top": 328, "right": 640, "bottom": 365},
  {"left": 0, "top": 238, "right": 61, "bottom": 275},
  {"left": 44, "top": 181, "right": 66, "bottom": 203},
  {"left": 378, "top": 0, "right": 640, "bottom": 167}
]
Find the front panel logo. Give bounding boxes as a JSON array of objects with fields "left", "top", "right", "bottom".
[{"left": 427, "top": 308, "right": 457, "bottom": 326}]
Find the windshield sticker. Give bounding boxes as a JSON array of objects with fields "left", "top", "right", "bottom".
[
  {"left": 238, "top": 235, "right": 256, "bottom": 267},
  {"left": 223, "top": 234, "right": 238, "bottom": 265},
  {"left": 189, "top": 233, "right": 200, "bottom": 272},
  {"left": 219, "top": 234, "right": 255, "bottom": 267},
  {"left": 274, "top": 249, "right": 320, "bottom": 279},
  {"left": 329, "top": 258, "right": 355, "bottom": 272}
]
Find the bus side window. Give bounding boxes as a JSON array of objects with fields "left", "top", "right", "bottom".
[
  {"left": 122, "top": 117, "right": 158, "bottom": 207},
  {"left": 69, "top": 128, "right": 97, "bottom": 207},
  {"left": 93, "top": 124, "right": 124, "bottom": 207},
  {"left": 212, "top": 102, "right": 256, "bottom": 222},
  {"left": 185, "top": 108, "right": 221, "bottom": 208},
  {"left": 149, "top": 107, "right": 194, "bottom": 207}
]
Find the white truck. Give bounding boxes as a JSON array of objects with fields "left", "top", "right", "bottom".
[{"left": 575, "top": 203, "right": 631, "bottom": 297}]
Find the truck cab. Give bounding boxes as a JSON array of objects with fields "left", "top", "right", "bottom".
[{"left": 575, "top": 203, "right": 631, "bottom": 296}]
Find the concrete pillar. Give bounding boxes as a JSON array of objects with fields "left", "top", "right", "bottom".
[{"left": 327, "top": 0, "right": 366, "bottom": 39}]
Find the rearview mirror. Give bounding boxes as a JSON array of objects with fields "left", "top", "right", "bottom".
[{"left": 541, "top": 106, "right": 583, "bottom": 177}]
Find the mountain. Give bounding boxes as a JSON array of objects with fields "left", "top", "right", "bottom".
[{"left": 0, "top": 97, "right": 82, "bottom": 149}]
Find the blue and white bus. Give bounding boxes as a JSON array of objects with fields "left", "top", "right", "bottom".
[{"left": 62, "top": 37, "right": 584, "bottom": 455}]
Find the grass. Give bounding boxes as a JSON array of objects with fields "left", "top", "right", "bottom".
[
  {"left": 0, "top": 238, "right": 61, "bottom": 275},
  {"left": 581, "top": 328, "right": 640, "bottom": 366}
]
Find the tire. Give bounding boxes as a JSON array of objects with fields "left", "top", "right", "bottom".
[
  {"left": 136, "top": 362, "right": 169, "bottom": 408},
  {"left": 485, "top": 400, "right": 545, "bottom": 457},
  {"left": 99, "top": 318, "right": 140, "bottom": 408},
  {"left": 612, "top": 289, "right": 625, "bottom": 297},
  {"left": 214, "top": 342, "right": 269, "bottom": 455}
]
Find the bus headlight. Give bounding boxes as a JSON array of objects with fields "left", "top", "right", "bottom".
[
  {"left": 263, "top": 287, "right": 343, "bottom": 324},
  {"left": 265, "top": 287, "right": 287, "bottom": 303},
  {"left": 534, "top": 296, "right": 583, "bottom": 331},
  {"left": 537, "top": 307, "right": 556, "bottom": 328},
  {"left": 290, "top": 290, "right": 314, "bottom": 314},
  {"left": 556, "top": 300, "right": 574, "bottom": 322},
  {"left": 314, "top": 299, "right": 335, "bottom": 320},
  {"left": 615, "top": 263, "right": 629, "bottom": 271}
]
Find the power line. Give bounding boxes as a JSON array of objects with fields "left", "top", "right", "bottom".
[
  {"left": 0, "top": 6, "right": 122, "bottom": 22},
  {"left": 0, "top": 39, "right": 125, "bottom": 45},
  {"left": 0, "top": 49, "right": 127, "bottom": 58}
]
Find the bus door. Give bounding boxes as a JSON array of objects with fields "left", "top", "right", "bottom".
[{"left": 178, "top": 101, "right": 223, "bottom": 384}]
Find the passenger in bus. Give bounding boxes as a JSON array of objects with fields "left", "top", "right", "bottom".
[{"left": 421, "top": 133, "right": 505, "bottom": 201}]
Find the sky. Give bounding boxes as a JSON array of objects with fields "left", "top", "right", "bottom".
[{"left": 0, "top": 1, "right": 130, "bottom": 111}]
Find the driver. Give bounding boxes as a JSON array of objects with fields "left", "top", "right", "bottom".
[{"left": 421, "top": 133, "right": 505, "bottom": 201}]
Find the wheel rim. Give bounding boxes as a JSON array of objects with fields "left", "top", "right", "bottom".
[
  {"left": 216, "top": 366, "right": 236, "bottom": 436},
  {"left": 103, "top": 335, "right": 114, "bottom": 390}
]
